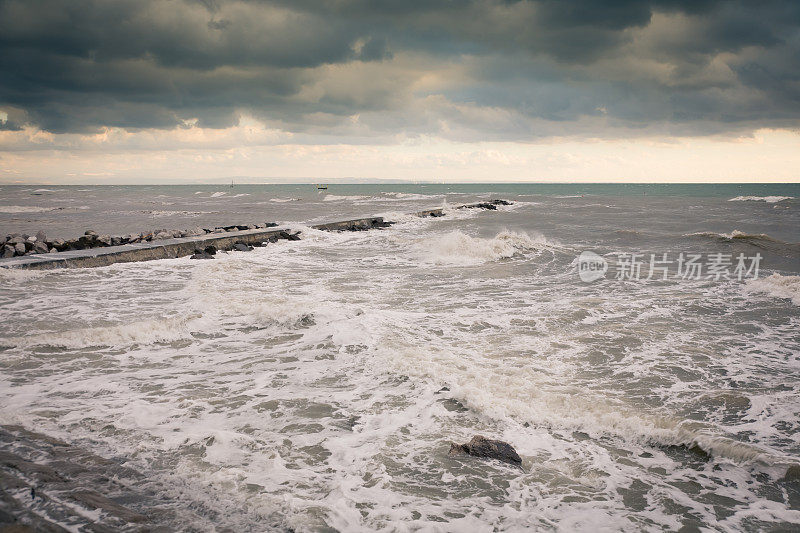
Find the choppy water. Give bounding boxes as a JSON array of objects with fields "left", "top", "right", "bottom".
[{"left": 1, "top": 184, "right": 799, "bottom": 531}]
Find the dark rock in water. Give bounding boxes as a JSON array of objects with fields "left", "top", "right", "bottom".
[
  {"left": 448, "top": 435, "right": 522, "bottom": 466},
  {"left": 84, "top": 230, "right": 97, "bottom": 236},
  {"left": 278, "top": 231, "right": 301, "bottom": 241},
  {"left": 233, "top": 242, "right": 253, "bottom": 252},
  {"left": 264, "top": 222, "right": 278, "bottom": 228},
  {"left": 371, "top": 219, "right": 394, "bottom": 228},
  {"left": 459, "top": 199, "right": 513, "bottom": 211},
  {"left": 204, "top": 245, "right": 217, "bottom": 256},
  {"left": 1, "top": 244, "right": 14, "bottom": 258},
  {"left": 190, "top": 248, "right": 215, "bottom": 260}
]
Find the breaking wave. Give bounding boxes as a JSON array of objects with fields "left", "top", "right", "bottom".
[
  {"left": 2, "top": 314, "right": 203, "bottom": 349},
  {"left": 417, "top": 230, "right": 556, "bottom": 265},
  {"left": 746, "top": 273, "right": 800, "bottom": 306}
]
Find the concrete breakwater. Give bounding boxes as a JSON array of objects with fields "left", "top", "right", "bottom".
[{"left": 0, "top": 200, "right": 511, "bottom": 270}]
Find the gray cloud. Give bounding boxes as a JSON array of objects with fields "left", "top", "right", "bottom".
[{"left": 0, "top": 0, "right": 798, "bottom": 138}]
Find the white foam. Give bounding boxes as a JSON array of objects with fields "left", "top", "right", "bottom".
[
  {"left": 729, "top": 196, "right": 793, "bottom": 203},
  {"left": 209, "top": 191, "right": 227, "bottom": 198},
  {"left": 0, "top": 205, "right": 55, "bottom": 213},
  {"left": 269, "top": 197, "right": 301, "bottom": 203},
  {"left": 322, "top": 194, "right": 370, "bottom": 202},
  {"left": 746, "top": 273, "right": 800, "bottom": 306}
]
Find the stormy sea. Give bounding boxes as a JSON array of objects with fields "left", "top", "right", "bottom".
[{"left": 1, "top": 183, "right": 799, "bottom": 531}]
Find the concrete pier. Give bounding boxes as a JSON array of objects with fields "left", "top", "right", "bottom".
[{"left": 0, "top": 202, "right": 509, "bottom": 270}]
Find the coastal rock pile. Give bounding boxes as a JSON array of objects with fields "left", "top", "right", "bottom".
[
  {"left": 1, "top": 223, "right": 279, "bottom": 258},
  {"left": 448, "top": 435, "right": 522, "bottom": 466},
  {"left": 459, "top": 199, "right": 513, "bottom": 210}
]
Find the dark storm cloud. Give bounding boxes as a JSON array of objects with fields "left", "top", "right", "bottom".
[{"left": 0, "top": 0, "right": 798, "bottom": 137}]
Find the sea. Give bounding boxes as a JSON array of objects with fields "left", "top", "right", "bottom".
[{"left": 1, "top": 183, "right": 799, "bottom": 531}]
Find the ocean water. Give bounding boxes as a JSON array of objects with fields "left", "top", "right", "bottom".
[{"left": 1, "top": 183, "right": 799, "bottom": 531}]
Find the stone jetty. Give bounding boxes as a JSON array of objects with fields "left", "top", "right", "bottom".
[{"left": 0, "top": 200, "right": 512, "bottom": 270}]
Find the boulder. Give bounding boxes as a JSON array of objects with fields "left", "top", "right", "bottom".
[
  {"left": 14, "top": 243, "right": 26, "bottom": 256},
  {"left": 153, "top": 231, "right": 171, "bottom": 240},
  {"left": 31, "top": 241, "right": 49, "bottom": 254},
  {"left": 8, "top": 236, "right": 25, "bottom": 245},
  {"left": 96, "top": 234, "right": 112, "bottom": 246},
  {"left": 35, "top": 230, "right": 47, "bottom": 242},
  {"left": 23, "top": 241, "right": 34, "bottom": 252},
  {"left": 77, "top": 234, "right": 97, "bottom": 248},
  {"left": 448, "top": 435, "right": 522, "bottom": 466},
  {"left": 1, "top": 244, "right": 14, "bottom": 258},
  {"left": 233, "top": 242, "right": 253, "bottom": 252},
  {"left": 84, "top": 230, "right": 97, "bottom": 236},
  {"left": 26, "top": 235, "right": 37, "bottom": 243}
]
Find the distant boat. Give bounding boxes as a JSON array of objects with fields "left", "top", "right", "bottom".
[
  {"left": 316, "top": 184, "right": 327, "bottom": 190},
  {"left": 230, "top": 179, "right": 235, "bottom": 188}
]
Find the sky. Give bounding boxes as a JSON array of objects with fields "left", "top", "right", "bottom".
[{"left": 1, "top": 0, "right": 799, "bottom": 183}]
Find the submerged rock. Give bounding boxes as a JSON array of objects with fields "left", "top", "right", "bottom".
[{"left": 448, "top": 435, "right": 522, "bottom": 466}]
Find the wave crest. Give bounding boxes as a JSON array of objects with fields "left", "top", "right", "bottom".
[
  {"left": 418, "top": 230, "right": 555, "bottom": 265},
  {"left": 746, "top": 273, "right": 800, "bottom": 306}
]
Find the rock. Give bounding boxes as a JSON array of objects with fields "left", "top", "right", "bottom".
[
  {"left": 14, "top": 243, "right": 26, "bottom": 256},
  {"left": 31, "top": 241, "right": 49, "bottom": 254},
  {"left": 50, "top": 239, "right": 66, "bottom": 251},
  {"left": 279, "top": 231, "right": 301, "bottom": 241},
  {"left": 110, "top": 236, "right": 122, "bottom": 246},
  {"left": 171, "top": 229, "right": 183, "bottom": 238},
  {"left": 232, "top": 242, "right": 253, "bottom": 252},
  {"left": 96, "top": 235, "right": 112, "bottom": 246},
  {"left": 84, "top": 230, "right": 97, "bottom": 236},
  {"left": 77, "top": 234, "right": 96, "bottom": 248},
  {"left": 190, "top": 250, "right": 214, "bottom": 260},
  {"left": 153, "top": 231, "right": 171, "bottom": 240},
  {"left": 264, "top": 222, "right": 278, "bottom": 228},
  {"left": 204, "top": 245, "right": 217, "bottom": 256},
  {"left": 126, "top": 233, "right": 140, "bottom": 243},
  {"left": 35, "top": 230, "right": 47, "bottom": 242},
  {"left": 448, "top": 435, "right": 522, "bottom": 466},
  {"left": 1, "top": 244, "right": 14, "bottom": 258},
  {"left": 26, "top": 235, "right": 37, "bottom": 243},
  {"left": 23, "top": 241, "right": 34, "bottom": 252},
  {"left": 48, "top": 247, "right": 57, "bottom": 253},
  {"left": 8, "top": 236, "right": 25, "bottom": 245}
]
